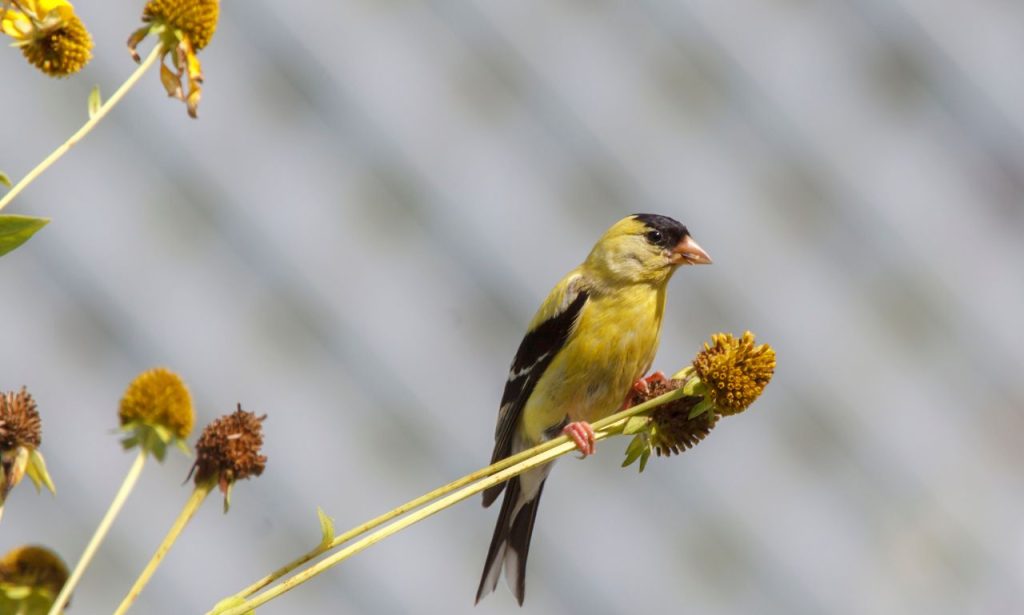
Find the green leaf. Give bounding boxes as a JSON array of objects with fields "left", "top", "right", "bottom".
[
  {"left": 88, "top": 85, "right": 102, "bottom": 118},
  {"left": 0, "top": 171, "right": 11, "bottom": 188},
  {"left": 622, "top": 415, "right": 650, "bottom": 435},
  {"left": 317, "top": 506, "right": 335, "bottom": 547},
  {"left": 26, "top": 449, "right": 56, "bottom": 495},
  {"left": 0, "top": 215, "right": 49, "bottom": 257}
]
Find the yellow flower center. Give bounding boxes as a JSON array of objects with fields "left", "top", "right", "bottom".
[
  {"left": 119, "top": 368, "right": 194, "bottom": 440},
  {"left": 692, "top": 331, "right": 775, "bottom": 415},
  {"left": 142, "top": 0, "right": 219, "bottom": 50}
]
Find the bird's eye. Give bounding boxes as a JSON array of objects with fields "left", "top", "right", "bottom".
[{"left": 645, "top": 229, "right": 663, "bottom": 244}]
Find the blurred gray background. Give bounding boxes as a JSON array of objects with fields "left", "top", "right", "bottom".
[{"left": 2, "top": 0, "right": 1023, "bottom": 613}]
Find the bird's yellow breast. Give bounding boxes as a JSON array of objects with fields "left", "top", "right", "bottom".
[{"left": 520, "top": 284, "right": 666, "bottom": 444}]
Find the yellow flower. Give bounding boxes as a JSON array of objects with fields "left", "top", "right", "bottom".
[
  {"left": 0, "top": 0, "right": 92, "bottom": 77},
  {"left": 127, "top": 0, "right": 220, "bottom": 117},
  {"left": 692, "top": 331, "right": 776, "bottom": 415},
  {"left": 0, "top": 545, "right": 68, "bottom": 614},
  {"left": 119, "top": 368, "right": 195, "bottom": 461}
]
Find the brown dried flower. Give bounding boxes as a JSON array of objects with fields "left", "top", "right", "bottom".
[
  {"left": 1, "top": 387, "right": 53, "bottom": 504},
  {"left": 0, "top": 388, "right": 41, "bottom": 452},
  {"left": 191, "top": 405, "right": 266, "bottom": 508}
]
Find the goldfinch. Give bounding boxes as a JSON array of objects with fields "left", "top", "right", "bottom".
[{"left": 476, "top": 214, "right": 712, "bottom": 605}]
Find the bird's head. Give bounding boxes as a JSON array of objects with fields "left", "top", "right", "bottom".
[{"left": 582, "top": 214, "right": 712, "bottom": 286}]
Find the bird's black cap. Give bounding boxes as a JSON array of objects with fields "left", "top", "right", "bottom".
[{"left": 632, "top": 213, "right": 689, "bottom": 250}]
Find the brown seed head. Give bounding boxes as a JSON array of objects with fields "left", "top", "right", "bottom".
[
  {"left": 192, "top": 405, "right": 267, "bottom": 490},
  {"left": 0, "top": 388, "right": 41, "bottom": 452},
  {"left": 627, "top": 379, "right": 717, "bottom": 457},
  {"left": 693, "top": 331, "right": 776, "bottom": 415}
]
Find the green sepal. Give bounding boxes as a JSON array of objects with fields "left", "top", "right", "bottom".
[
  {"left": 120, "top": 420, "right": 188, "bottom": 463},
  {"left": 682, "top": 375, "right": 707, "bottom": 397},
  {"left": 0, "top": 215, "right": 49, "bottom": 257},
  {"left": 223, "top": 482, "right": 233, "bottom": 513},
  {"left": 317, "top": 506, "right": 335, "bottom": 547},
  {"left": 25, "top": 449, "right": 56, "bottom": 495},
  {"left": 174, "top": 438, "right": 192, "bottom": 456},
  {"left": 88, "top": 85, "right": 102, "bottom": 118},
  {"left": 209, "top": 596, "right": 252, "bottom": 615},
  {"left": 687, "top": 398, "right": 714, "bottom": 419},
  {"left": 671, "top": 365, "right": 695, "bottom": 381},
  {"left": 621, "top": 415, "right": 650, "bottom": 435},
  {"left": 0, "top": 171, "right": 11, "bottom": 188},
  {"left": 621, "top": 432, "right": 652, "bottom": 473},
  {"left": 0, "top": 586, "right": 56, "bottom": 615}
]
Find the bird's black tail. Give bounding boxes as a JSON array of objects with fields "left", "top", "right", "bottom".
[{"left": 475, "top": 475, "right": 546, "bottom": 605}]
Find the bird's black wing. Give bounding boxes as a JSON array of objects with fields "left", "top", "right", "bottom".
[{"left": 482, "top": 280, "right": 588, "bottom": 507}]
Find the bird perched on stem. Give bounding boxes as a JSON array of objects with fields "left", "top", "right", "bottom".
[{"left": 476, "top": 214, "right": 711, "bottom": 605}]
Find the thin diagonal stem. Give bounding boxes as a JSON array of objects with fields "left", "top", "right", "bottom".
[
  {"left": 48, "top": 450, "right": 148, "bottom": 615},
  {"left": 0, "top": 43, "right": 163, "bottom": 213},
  {"left": 211, "top": 387, "right": 687, "bottom": 615},
  {"left": 113, "top": 480, "right": 213, "bottom": 615}
]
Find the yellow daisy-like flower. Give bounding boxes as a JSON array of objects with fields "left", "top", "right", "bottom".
[
  {"left": 0, "top": 0, "right": 92, "bottom": 77},
  {"left": 127, "top": 0, "right": 220, "bottom": 117},
  {"left": 692, "top": 331, "right": 776, "bottom": 416},
  {"left": 119, "top": 367, "right": 195, "bottom": 461},
  {"left": 0, "top": 545, "right": 68, "bottom": 614}
]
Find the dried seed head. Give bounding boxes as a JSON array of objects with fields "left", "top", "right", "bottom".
[
  {"left": 649, "top": 396, "right": 718, "bottom": 457},
  {"left": 192, "top": 405, "right": 267, "bottom": 493},
  {"left": 693, "top": 331, "right": 775, "bottom": 415},
  {"left": 119, "top": 368, "right": 194, "bottom": 440},
  {"left": 627, "top": 379, "right": 717, "bottom": 457},
  {"left": 142, "top": 0, "right": 219, "bottom": 50},
  {"left": 0, "top": 545, "right": 68, "bottom": 609},
  {"left": 0, "top": 388, "right": 41, "bottom": 452}
]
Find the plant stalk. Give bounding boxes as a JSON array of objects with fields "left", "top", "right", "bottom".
[
  {"left": 113, "top": 479, "right": 213, "bottom": 615},
  {"left": 212, "top": 388, "right": 686, "bottom": 615},
  {"left": 48, "top": 450, "right": 148, "bottom": 615},
  {"left": 0, "top": 43, "right": 163, "bottom": 213}
]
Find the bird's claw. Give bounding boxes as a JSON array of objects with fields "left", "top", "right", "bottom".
[
  {"left": 632, "top": 371, "right": 668, "bottom": 395},
  {"left": 562, "top": 421, "right": 596, "bottom": 457}
]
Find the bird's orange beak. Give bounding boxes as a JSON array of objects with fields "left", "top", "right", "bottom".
[{"left": 670, "top": 235, "right": 712, "bottom": 265}]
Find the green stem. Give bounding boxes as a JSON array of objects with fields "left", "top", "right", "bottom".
[
  {"left": 211, "top": 387, "right": 687, "bottom": 615},
  {"left": 113, "top": 479, "right": 213, "bottom": 615},
  {"left": 0, "top": 43, "right": 163, "bottom": 213},
  {"left": 48, "top": 450, "right": 148, "bottom": 615}
]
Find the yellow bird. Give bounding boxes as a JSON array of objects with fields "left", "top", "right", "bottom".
[{"left": 476, "top": 214, "right": 711, "bottom": 604}]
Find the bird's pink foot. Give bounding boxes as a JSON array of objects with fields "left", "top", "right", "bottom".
[
  {"left": 562, "top": 421, "right": 596, "bottom": 457},
  {"left": 632, "top": 371, "right": 667, "bottom": 395}
]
